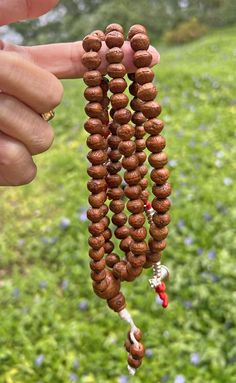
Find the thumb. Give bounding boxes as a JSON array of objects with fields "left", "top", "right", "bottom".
[{"left": 0, "top": 0, "right": 59, "bottom": 26}]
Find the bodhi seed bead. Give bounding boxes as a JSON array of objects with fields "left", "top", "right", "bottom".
[
  {"left": 84, "top": 118, "right": 102, "bottom": 134},
  {"left": 87, "top": 150, "right": 107, "bottom": 165},
  {"left": 135, "top": 67, "right": 154, "bottom": 85},
  {"left": 107, "top": 63, "right": 126, "bottom": 78},
  {"left": 142, "top": 101, "right": 162, "bottom": 119},
  {"left": 109, "top": 78, "right": 127, "bottom": 93},
  {"left": 85, "top": 102, "right": 103, "bottom": 118},
  {"left": 113, "top": 108, "right": 132, "bottom": 124},
  {"left": 133, "top": 50, "right": 152, "bottom": 67},
  {"left": 137, "top": 83, "right": 157, "bottom": 101},
  {"left": 111, "top": 93, "right": 129, "bottom": 109},
  {"left": 118, "top": 141, "right": 136, "bottom": 156},
  {"left": 144, "top": 118, "right": 164, "bottom": 135},
  {"left": 105, "top": 23, "right": 124, "bottom": 34},
  {"left": 124, "top": 185, "right": 142, "bottom": 199},
  {"left": 82, "top": 34, "right": 102, "bottom": 52},
  {"left": 130, "top": 33, "right": 150, "bottom": 51},
  {"left": 106, "top": 47, "right": 124, "bottom": 63},
  {"left": 152, "top": 198, "right": 171, "bottom": 213},
  {"left": 87, "top": 165, "right": 107, "bottom": 179},
  {"left": 146, "top": 135, "right": 166, "bottom": 153},
  {"left": 117, "top": 124, "right": 135, "bottom": 140},
  {"left": 152, "top": 183, "right": 172, "bottom": 198},
  {"left": 82, "top": 51, "right": 101, "bottom": 70},
  {"left": 148, "top": 152, "right": 168, "bottom": 168},
  {"left": 87, "top": 178, "right": 107, "bottom": 193},
  {"left": 128, "top": 24, "right": 147, "bottom": 40},
  {"left": 106, "top": 161, "right": 122, "bottom": 174},
  {"left": 83, "top": 71, "right": 102, "bottom": 86}
]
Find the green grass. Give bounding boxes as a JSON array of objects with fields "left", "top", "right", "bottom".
[{"left": 0, "top": 26, "right": 236, "bottom": 383}]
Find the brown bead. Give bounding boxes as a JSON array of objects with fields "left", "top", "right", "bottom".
[
  {"left": 107, "top": 63, "right": 126, "bottom": 78},
  {"left": 106, "top": 161, "right": 122, "bottom": 174},
  {"left": 129, "top": 213, "right": 145, "bottom": 228},
  {"left": 106, "top": 174, "right": 122, "bottom": 188},
  {"left": 82, "top": 34, "right": 102, "bottom": 52},
  {"left": 129, "top": 82, "right": 140, "bottom": 97},
  {"left": 128, "top": 73, "right": 135, "bottom": 81},
  {"left": 109, "top": 199, "right": 125, "bottom": 214},
  {"left": 91, "top": 269, "right": 106, "bottom": 282},
  {"left": 106, "top": 47, "right": 124, "bottom": 64},
  {"left": 100, "top": 204, "right": 109, "bottom": 216},
  {"left": 134, "top": 126, "right": 146, "bottom": 139},
  {"left": 135, "top": 138, "right": 146, "bottom": 151},
  {"left": 149, "top": 238, "right": 167, "bottom": 252},
  {"left": 130, "top": 226, "right": 147, "bottom": 241},
  {"left": 87, "top": 206, "right": 105, "bottom": 222},
  {"left": 136, "top": 151, "right": 147, "bottom": 165},
  {"left": 137, "top": 82, "right": 157, "bottom": 101},
  {"left": 113, "top": 108, "right": 132, "bottom": 124},
  {"left": 105, "top": 31, "right": 124, "bottom": 48},
  {"left": 128, "top": 354, "right": 142, "bottom": 368},
  {"left": 128, "top": 24, "right": 147, "bottom": 40},
  {"left": 152, "top": 198, "right": 171, "bottom": 213},
  {"left": 91, "top": 30, "right": 105, "bottom": 40},
  {"left": 111, "top": 93, "right": 129, "bottom": 110},
  {"left": 82, "top": 51, "right": 101, "bottom": 70},
  {"left": 148, "top": 152, "right": 168, "bottom": 168},
  {"left": 122, "top": 155, "right": 139, "bottom": 171},
  {"left": 87, "top": 165, "right": 107, "bottom": 179},
  {"left": 120, "top": 236, "right": 132, "bottom": 253},
  {"left": 107, "top": 187, "right": 124, "bottom": 200},
  {"left": 107, "top": 292, "right": 126, "bottom": 312},
  {"left": 146, "top": 250, "right": 162, "bottom": 263},
  {"left": 152, "top": 183, "right": 171, "bottom": 198},
  {"left": 88, "top": 192, "right": 107, "bottom": 208},
  {"left": 88, "top": 221, "right": 105, "bottom": 236},
  {"left": 103, "top": 228, "right": 112, "bottom": 241},
  {"left": 108, "top": 135, "right": 121, "bottom": 149},
  {"left": 124, "top": 185, "right": 142, "bottom": 199},
  {"left": 152, "top": 212, "right": 171, "bottom": 227},
  {"left": 115, "top": 225, "right": 130, "bottom": 239},
  {"left": 112, "top": 261, "right": 128, "bottom": 281},
  {"left": 88, "top": 235, "right": 105, "bottom": 250},
  {"left": 83, "top": 70, "right": 102, "bottom": 87},
  {"left": 112, "top": 212, "right": 127, "bottom": 227},
  {"left": 146, "top": 135, "right": 166, "bottom": 153},
  {"left": 90, "top": 258, "right": 106, "bottom": 272},
  {"left": 125, "top": 338, "right": 132, "bottom": 352},
  {"left": 108, "top": 149, "right": 122, "bottom": 162},
  {"left": 108, "top": 121, "right": 119, "bottom": 134},
  {"left": 134, "top": 50, "right": 152, "bottom": 67},
  {"left": 106, "top": 253, "right": 120, "bottom": 267},
  {"left": 87, "top": 179, "right": 107, "bottom": 193},
  {"left": 109, "top": 78, "right": 127, "bottom": 93},
  {"left": 139, "top": 178, "right": 148, "bottom": 190},
  {"left": 144, "top": 118, "right": 164, "bottom": 135},
  {"left": 151, "top": 168, "right": 169, "bottom": 185},
  {"left": 127, "top": 252, "right": 146, "bottom": 268},
  {"left": 130, "top": 97, "right": 145, "bottom": 112},
  {"left": 94, "top": 270, "right": 120, "bottom": 300},
  {"left": 149, "top": 225, "right": 168, "bottom": 241},
  {"left": 100, "top": 215, "right": 110, "bottom": 228},
  {"left": 119, "top": 140, "right": 136, "bottom": 157},
  {"left": 130, "top": 342, "right": 145, "bottom": 359},
  {"left": 124, "top": 170, "right": 141, "bottom": 185},
  {"left": 87, "top": 134, "right": 106, "bottom": 150},
  {"left": 101, "top": 76, "right": 109, "bottom": 92},
  {"left": 87, "top": 150, "right": 107, "bottom": 165},
  {"left": 135, "top": 67, "right": 154, "bottom": 85},
  {"left": 117, "top": 124, "right": 135, "bottom": 141},
  {"left": 101, "top": 96, "right": 110, "bottom": 109},
  {"left": 84, "top": 118, "right": 102, "bottom": 134},
  {"left": 85, "top": 102, "right": 103, "bottom": 118},
  {"left": 128, "top": 328, "right": 142, "bottom": 342},
  {"left": 131, "top": 33, "right": 150, "bottom": 51},
  {"left": 89, "top": 247, "right": 105, "bottom": 261},
  {"left": 127, "top": 199, "right": 144, "bottom": 213},
  {"left": 126, "top": 263, "right": 142, "bottom": 280},
  {"left": 140, "top": 189, "right": 149, "bottom": 203},
  {"left": 106, "top": 23, "right": 124, "bottom": 34},
  {"left": 139, "top": 165, "right": 148, "bottom": 177},
  {"left": 104, "top": 240, "right": 114, "bottom": 254},
  {"left": 142, "top": 101, "right": 162, "bottom": 119},
  {"left": 132, "top": 111, "right": 146, "bottom": 125},
  {"left": 130, "top": 241, "right": 147, "bottom": 255}
]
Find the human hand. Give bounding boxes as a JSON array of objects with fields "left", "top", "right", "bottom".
[{"left": 0, "top": 0, "right": 160, "bottom": 186}]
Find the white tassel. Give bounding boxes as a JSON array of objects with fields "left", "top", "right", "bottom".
[{"left": 119, "top": 308, "right": 139, "bottom": 375}]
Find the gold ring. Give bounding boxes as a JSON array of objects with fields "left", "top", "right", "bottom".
[{"left": 41, "top": 110, "right": 55, "bottom": 122}]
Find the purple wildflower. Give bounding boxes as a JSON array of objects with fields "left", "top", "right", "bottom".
[
  {"left": 118, "top": 375, "right": 129, "bottom": 383},
  {"left": 78, "top": 299, "right": 89, "bottom": 311},
  {"left": 208, "top": 250, "right": 216, "bottom": 259},
  {"left": 169, "top": 159, "right": 178, "bottom": 168},
  {"left": 197, "top": 248, "right": 204, "bottom": 255},
  {"left": 177, "top": 219, "right": 185, "bottom": 229},
  {"left": 183, "top": 300, "right": 193, "bottom": 309},
  {"left": 61, "top": 279, "right": 69, "bottom": 290},
  {"left": 35, "top": 354, "right": 45, "bottom": 367},
  {"left": 174, "top": 374, "right": 185, "bottom": 383},
  {"left": 60, "top": 217, "right": 71, "bottom": 230},
  {"left": 184, "top": 236, "right": 193, "bottom": 246},
  {"left": 39, "top": 280, "right": 48, "bottom": 289},
  {"left": 190, "top": 352, "right": 200, "bottom": 365},
  {"left": 69, "top": 372, "right": 78, "bottom": 382},
  {"left": 12, "top": 288, "right": 20, "bottom": 298},
  {"left": 72, "top": 358, "right": 80, "bottom": 369},
  {"left": 145, "top": 348, "right": 154, "bottom": 358},
  {"left": 203, "top": 212, "right": 212, "bottom": 221}
]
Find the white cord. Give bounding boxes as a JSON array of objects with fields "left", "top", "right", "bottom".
[{"left": 119, "top": 308, "right": 139, "bottom": 375}]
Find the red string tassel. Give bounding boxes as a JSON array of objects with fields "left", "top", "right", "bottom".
[{"left": 155, "top": 282, "right": 169, "bottom": 308}]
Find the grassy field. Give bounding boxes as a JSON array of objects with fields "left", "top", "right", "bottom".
[{"left": 0, "top": 26, "right": 236, "bottom": 383}]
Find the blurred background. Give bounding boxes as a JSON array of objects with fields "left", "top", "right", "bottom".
[{"left": 0, "top": 1, "right": 236, "bottom": 382}]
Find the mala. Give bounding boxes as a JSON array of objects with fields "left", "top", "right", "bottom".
[{"left": 82, "top": 23, "right": 171, "bottom": 375}]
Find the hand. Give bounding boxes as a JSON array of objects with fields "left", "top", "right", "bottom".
[{"left": 0, "top": 0, "right": 160, "bottom": 186}]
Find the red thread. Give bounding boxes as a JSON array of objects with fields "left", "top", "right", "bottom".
[
  {"left": 155, "top": 282, "right": 169, "bottom": 308},
  {"left": 146, "top": 201, "right": 152, "bottom": 210}
]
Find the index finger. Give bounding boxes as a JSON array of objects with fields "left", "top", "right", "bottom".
[{"left": 7, "top": 41, "right": 160, "bottom": 79}]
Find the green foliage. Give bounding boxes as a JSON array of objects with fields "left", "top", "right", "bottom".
[
  {"left": 0, "top": 26, "right": 236, "bottom": 382},
  {"left": 164, "top": 18, "right": 208, "bottom": 45}
]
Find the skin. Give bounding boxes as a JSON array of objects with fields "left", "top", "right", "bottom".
[{"left": 0, "top": 0, "right": 160, "bottom": 186}]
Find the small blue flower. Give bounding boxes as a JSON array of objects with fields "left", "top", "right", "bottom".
[
  {"left": 17, "top": 239, "right": 26, "bottom": 247},
  {"left": 184, "top": 236, "right": 193, "bottom": 246},
  {"left": 174, "top": 374, "right": 185, "bottom": 383},
  {"left": 197, "top": 247, "right": 204, "bottom": 255},
  {"left": 208, "top": 250, "right": 216, "bottom": 259},
  {"left": 203, "top": 212, "right": 212, "bottom": 221},
  {"left": 78, "top": 299, "right": 89, "bottom": 311},
  {"left": 177, "top": 219, "right": 185, "bottom": 229},
  {"left": 72, "top": 358, "right": 80, "bottom": 369},
  {"left": 79, "top": 211, "right": 87, "bottom": 222},
  {"left": 169, "top": 159, "right": 178, "bottom": 168},
  {"left": 155, "top": 295, "right": 163, "bottom": 305},
  {"left": 223, "top": 177, "right": 233, "bottom": 186},
  {"left": 12, "top": 288, "right": 20, "bottom": 298},
  {"left": 35, "top": 354, "right": 44, "bottom": 367},
  {"left": 39, "top": 280, "right": 48, "bottom": 289},
  {"left": 190, "top": 352, "right": 200, "bottom": 365},
  {"left": 145, "top": 348, "right": 153, "bottom": 358},
  {"left": 183, "top": 300, "right": 193, "bottom": 309},
  {"left": 61, "top": 279, "right": 69, "bottom": 290},
  {"left": 161, "top": 374, "right": 169, "bottom": 382},
  {"left": 118, "top": 375, "right": 129, "bottom": 383},
  {"left": 60, "top": 217, "right": 71, "bottom": 230},
  {"left": 69, "top": 372, "right": 78, "bottom": 382}
]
